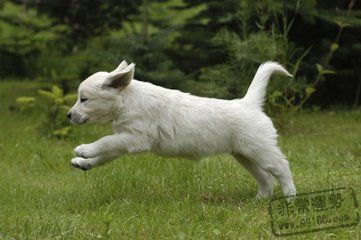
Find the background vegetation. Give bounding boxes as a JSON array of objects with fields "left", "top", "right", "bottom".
[
  {"left": 0, "top": 0, "right": 360, "bottom": 239},
  {"left": 1, "top": 0, "right": 360, "bottom": 105}
]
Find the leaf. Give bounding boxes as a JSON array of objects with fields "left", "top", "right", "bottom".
[
  {"left": 330, "top": 43, "right": 339, "bottom": 52},
  {"left": 38, "top": 90, "right": 55, "bottom": 101},
  {"left": 292, "top": 46, "right": 312, "bottom": 76},
  {"left": 16, "top": 96, "right": 36, "bottom": 105},
  {"left": 53, "top": 126, "right": 71, "bottom": 137},
  {"left": 317, "top": 10, "right": 359, "bottom": 27},
  {"left": 316, "top": 63, "right": 336, "bottom": 75},
  {"left": 52, "top": 85, "right": 63, "bottom": 98},
  {"left": 305, "top": 86, "right": 316, "bottom": 96},
  {"left": 54, "top": 98, "right": 64, "bottom": 105},
  {"left": 269, "top": 90, "right": 282, "bottom": 102},
  {"left": 64, "top": 94, "right": 78, "bottom": 105},
  {"left": 61, "top": 105, "right": 71, "bottom": 112}
]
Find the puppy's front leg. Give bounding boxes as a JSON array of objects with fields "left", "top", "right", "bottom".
[
  {"left": 71, "top": 153, "right": 117, "bottom": 171},
  {"left": 74, "top": 133, "right": 151, "bottom": 159}
]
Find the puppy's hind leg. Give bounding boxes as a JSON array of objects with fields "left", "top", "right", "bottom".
[
  {"left": 243, "top": 146, "right": 296, "bottom": 198},
  {"left": 233, "top": 154, "right": 275, "bottom": 198}
]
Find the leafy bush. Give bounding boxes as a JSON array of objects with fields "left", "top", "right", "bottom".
[
  {"left": 0, "top": 2, "right": 68, "bottom": 77},
  {"left": 183, "top": 0, "right": 351, "bottom": 130},
  {"left": 16, "top": 86, "right": 77, "bottom": 138},
  {"left": 3, "top": 0, "right": 360, "bottom": 112},
  {"left": 35, "top": 51, "right": 85, "bottom": 93},
  {"left": 73, "top": 28, "right": 186, "bottom": 90}
]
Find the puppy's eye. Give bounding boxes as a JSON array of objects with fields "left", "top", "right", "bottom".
[{"left": 80, "top": 98, "right": 88, "bottom": 103}]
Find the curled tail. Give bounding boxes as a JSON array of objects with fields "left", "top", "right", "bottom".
[{"left": 243, "top": 61, "right": 292, "bottom": 108}]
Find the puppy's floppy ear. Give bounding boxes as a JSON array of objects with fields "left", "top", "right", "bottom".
[
  {"left": 113, "top": 60, "right": 128, "bottom": 72},
  {"left": 104, "top": 63, "right": 135, "bottom": 90}
]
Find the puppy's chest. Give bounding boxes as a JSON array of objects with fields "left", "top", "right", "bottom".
[{"left": 112, "top": 114, "right": 151, "bottom": 133}]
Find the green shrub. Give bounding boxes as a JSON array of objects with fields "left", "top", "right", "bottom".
[
  {"left": 16, "top": 86, "right": 77, "bottom": 138},
  {"left": 35, "top": 51, "right": 84, "bottom": 93},
  {"left": 189, "top": 0, "right": 348, "bottom": 131},
  {"left": 75, "top": 29, "right": 185, "bottom": 90},
  {"left": 0, "top": 2, "right": 68, "bottom": 77}
]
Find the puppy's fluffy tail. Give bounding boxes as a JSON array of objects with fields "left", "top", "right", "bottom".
[{"left": 243, "top": 61, "right": 292, "bottom": 108}]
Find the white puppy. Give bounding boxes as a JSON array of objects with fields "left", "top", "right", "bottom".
[{"left": 68, "top": 61, "right": 296, "bottom": 198}]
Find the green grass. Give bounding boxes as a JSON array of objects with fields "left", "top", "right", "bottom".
[{"left": 0, "top": 81, "right": 360, "bottom": 239}]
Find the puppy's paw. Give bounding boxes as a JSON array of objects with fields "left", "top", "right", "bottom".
[
  {"left": 74, "top": 144, "right": 97, "bottom": 158},
  {"left": 71, "top": 157, "right": 92, "bottom": 171}
]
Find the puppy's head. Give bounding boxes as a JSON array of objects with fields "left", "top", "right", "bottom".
[{"left": 68, "top": 60, "right": 135, "bottom": 125}]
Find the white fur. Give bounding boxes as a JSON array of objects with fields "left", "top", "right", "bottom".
[{"left": 68, "top": 61, "right": 296, "bottom": 198}]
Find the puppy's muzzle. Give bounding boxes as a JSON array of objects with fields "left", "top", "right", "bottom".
[{"left": 67, "top": 111, "right": 87, "bottom": 125}]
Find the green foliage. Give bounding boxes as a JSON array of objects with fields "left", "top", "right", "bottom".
[
  {"left": 175, "top": 0, "right": 361, "bottom": 108},
  {"left": 16, "top": 85, "right": 77, "bottom": 138},
  {"left": 72, "top": 29, "right": 185, "bottom": 89},
  {"left": 15, "top": 96, "right": 36, "bottom": 110},
  {"left": 186, "top": 1, "right": 289, "bottom": 101},
  {"left": 35, "top": 51, "right": 84, "bottom": 92},
  {"left": 73, "top": 0, "right": 200, "bottom": 90},
  {"left": 32, "top": 0, "right": 202, "bottom": 92},
  {"left": 1, "top": 0, "right": 361, "bottom": 110},
  {"left": 0, "top": 2, "right": 83, "bottom": 90},
  {"left": 0, "top": 2, "right": 67, "bottom": 55},
  {"left": 177, "top": 0, "right": 357, "bottom": 130},
  {"left": 0, "top": 2, "right": 68, "bottom": 76}
]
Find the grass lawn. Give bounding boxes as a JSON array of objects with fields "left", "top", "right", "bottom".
[{"left": 0, "top": 81, "right": 360, "bottom": 239}]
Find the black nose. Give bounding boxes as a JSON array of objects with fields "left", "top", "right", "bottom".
[{"left": 67, "top": 112, "right": 72, "bottom": 119}]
